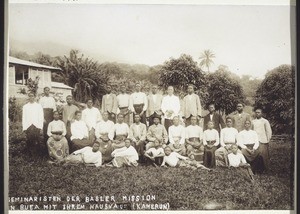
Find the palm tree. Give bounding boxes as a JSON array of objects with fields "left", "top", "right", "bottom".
[{"left": 199, "top": 50, "right": 215, "bottom": 72}]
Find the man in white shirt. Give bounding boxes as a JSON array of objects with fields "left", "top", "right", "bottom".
[
  {"left": 116, "top": 85, "right": 131, "bottom": 125},
  {"left": 129, "top": 83, "right": 148, "bottom": 125},
  {"left": 22, "top": 92, "right": 44, "bottom": 156},
  {"left": 203, "top": 121, "right": 220, "bottom": 168},
  {"left": 185, "top": 115, "right": 204, "bottom": 161},
  {"left": 146, "top": 85, "right": 163, "bottom": 126},
  {"left": 129, "top": 114, "right": 147, "bottom": 158},
  {"left": 95, "top": 112, "right": 115, "bottom": 163},
  {"left": 82, "top": 99, "right": 102, "bottom": 143},
  {"left": 111, "top": 114, "right": 130, "bottom": 149},
  {"left": 215, "top": 117, "right": 239, "bottom": 167},
  {"left": 70, "top": 111, "right": 90, "bottom": 152},
  {"left": 39, "top": 87, "right": 57, "bottom": 145},
  {"left": 182, "top": 85, "right": 202, "bottom": 126},
  {"left": 144, "top": 139, "right": 165, "bottom": 166},
  {"left": 168, "top": 116, "right": 186, "bottom": 155},
  {"left": 64, "top": 142, "right": 102, "bottom": 167},
  {"left": 161, "top": 86, "right": 181, "bottom": 132},
  {"left": 252, "top": 108, "right": 272, "bottom": 172}
]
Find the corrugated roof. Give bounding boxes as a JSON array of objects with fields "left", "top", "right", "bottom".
[
  {"left": 9, "top": 56, "right": 61, "bottom": 70},
  {"left": 51, "top": 82, "right": 73, "bottom": 90}
]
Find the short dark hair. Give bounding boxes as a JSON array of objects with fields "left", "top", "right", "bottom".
[
  {"left": 237, "top": 103, "right": 245, "bottom": 107},
  {"left": 225, "top": 116, "right": 233, "bottom": 122},
  {"left": 66, "top": 95, "right": 73, "bottom": 99},
  {"left": 75, "top": 110, "right": 82, "bottom": 115},
  {"left": 254, "top": 107, "right": 263, "bottom": 112},
  {"left": 86, "top": 98, "right": 93, "bottom": 103},
  {"left": 44, "top": 87, "right": 50, "bottom": 90}
]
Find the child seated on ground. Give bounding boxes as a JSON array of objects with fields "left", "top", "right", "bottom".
[
  {"left": 64, "top": 142, "right": 102, "bottom": 167},
  {"left": 107, "top": 139, "right": 139, "bottom": 167},
  {"left": 161, "top": 147, "right": 211, "bottom": 170},
  {"left": 144, "top": 139, "right": 165, "bottom": 166},
  {"left": 47, "top": 111, "right": 69, "bottom": 163},
  {"left": 228, "top": 144, "right": 254, "bottom": 182}
]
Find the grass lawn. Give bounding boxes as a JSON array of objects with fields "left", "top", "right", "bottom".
[{"left": 8, "top": 137, "right": 294, "bottom": 210}]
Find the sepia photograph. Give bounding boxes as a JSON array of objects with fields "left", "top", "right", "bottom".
[{"left": 4, "top": 0, "right": 296, "bottom": 213}]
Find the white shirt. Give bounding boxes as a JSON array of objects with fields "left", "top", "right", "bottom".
[
  {"left": 82, "top": 107, "right": 102, "bottom": 130},
  {"left": 47, "top": 120, "right": 67, "bottom": 137},
  {"left": 228, "top": 152, "right": 247, "bottom": 167},
  {"left": 129, "top": 123, "right": 147, "bottom": 142},
  {"left": 70, "top": 120, "right": 89, "bottom": 140},
  {"left": 209, "top": 114, "right": 213, "bottom": 121},
  {"left": 145, "top": 147, "right": 164, "bottom": 157},
  {"left": 111, "top": 146, "right": 139, "bottom": 162},
  {"left": 22, "top": 102, "right": 44, "bottom": 131},
  {"left": 129, "top": 92, "right": 148, "bottom": 112},
  {"left": 95, "top": 120, "right": 115, "bottom": 140},
  {"left": 73, "top": 146, "right": 102, "bottom": 167},
  {"left": 112, "top": 123, "right": 130, "bottom": 136},
  {"left": 168, "top": 125, "right": 185, "bottom": 144},
  {"left": 237, "top": 129, "right": 259, "bottom": 150},
  {"left": 220, "top": 127, "right": 238, "bottom": 147},
  {"left": 39, "top": 96, "right": 57, "bottom": 110},
  {"left": 117, "top": 93, "right": 130, "bottom": 108},
  {"left": 252, "top": 118, "right": 272, "bottom": 144},
  {"left": 162, "top": 152, "right": 187, "bottom": 167},
  {"left": 161, "top": 95, "right": 181, "bottom": 120},
  {"left": 203, "top": 129, "right": 220, "bottom": 146},
  {"left": 152, "top": 94, "right": 157, "bottom": 103},
  {"left": 185, "top": 125, "right": 203, "bottom": 140}
]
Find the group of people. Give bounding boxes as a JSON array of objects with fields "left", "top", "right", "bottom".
[{"left": 21, "top": 83, "right": 272, "bottom": 182}]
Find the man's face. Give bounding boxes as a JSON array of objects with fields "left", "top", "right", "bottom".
[
  {"left": 153, "top": 118, "right": 159, "bottom": 125},
  {"left": 28, "top": 93, "right": 35, "bottom": 102},
  {"left": 75, "top": 113, "right": 82, "bottom": 120},
  {"left": 103, "top": 112, "right": 109, "bottom": 121},
  {"left": 191, "top": 116, "right": 197, "bottom": 125},
  {"left": 244, "top": 121, "right": 251, "bottom": 130},
  {"left": 107, "top": 86, "right": 112, "bottom": 94},
  {"left": 164, "top": 148, "right": 172, "bottom": 156},
  {"left": 208, "top": 105, "right": 215, "bottom": 113},
  {"left": 117, "top": 115, "right": 124, "bottom": 123},
  {"left": 187, "top": 86, "right": 194, "bottom": 94},
  {"left": 66, "top": 96, "right": 73, "bottom": 104},
  {"left": 173, "top": 117, "right": 179, "bottom": 126},
  {"left": 92, "top": 143, "right": 100, "bottom": 152},
  {"left": 154, "top": 140, "right": 160, "bottom": 148},
  {"left": 134, "top": 115, "right": 141, "bottom": 123},
  {"left": 44, "top": 88, "right": 50, "bottom": 96},
  {"left": 120, "top": 86, "right": 126, "bottom": 93},
  {"left": 167, "top": 87, "right": 174, "bottom": 95},
  {"left": 255, "top": 110, "right": 262, "bottom": 118},
  {"left": 87, "top": 100, "right": 93, "bottom": 108},
  {"left": 135, "top": 84, "right": 141, "bottom": 92},
  {"left": 208, "top": 122, "right": 214, "bottom": 129},
  {"left": 152, "top": 86, "right": 158, "bottom": 94},
  {"left": 231, "top": 145, "right": 238, "bottom": 154},
  {"left": 226, "top": 119, "right": 232, "bottom": 127},
  {"left": 53, "top": 112, "right": 60, "bottom": 120},
  {"left": 237, "top": 104, "right": 243, "bottom": 112},
  {"left": 125, "top": 140, "right": 131, "bottom": 148}
]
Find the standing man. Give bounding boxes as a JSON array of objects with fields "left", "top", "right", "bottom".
[
  {"left": 62, "top": 95, "right": 79, "bottom": 142},
  {"left": 231, "top": 103, "right": 251, "bottom": 132},
  {"left": 22, "top": 92, "right": 44, "bottom": 156},
  {"left": 252, "top": 108, "right": 272, "bottom": 172},
  {"left": 203, "top": 103, "right": 225, "bottom": 134},
  {"left": 102, "top": 85, "right": 118, "bottom": 123},
  {"left": 182, "top": 84, "right": 202, "bottom": 126},
  {"left": 129, "top": 83, "right": 148, "bottom": 125},
  {"left": 129, "top": 114, "right": 147, "bottom": 160},
  {"left": 82, "top": 99, "right": 102, "bottom": 143},
  {"left": 161, "top": 86, "right": 181, "bottom": 132},
  {"left": 146, "top": 85, "right": 163, "bottom": 126},
  {"left": 116, "top": 85, "right": 131, "bottom": 125},
  {"left": 39, "top": 87, "right": 57, "bottom": 144}
]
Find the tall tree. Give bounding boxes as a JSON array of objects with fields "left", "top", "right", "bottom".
[
  {"left": 255, "top": 65, "right": 295, "bottom": 135},
  {"left": 199, "top": 49, "right": 215, "bottom": 72}
]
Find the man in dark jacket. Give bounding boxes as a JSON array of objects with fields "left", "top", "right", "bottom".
[{"left": 203, "top": 104, "right": 225, "bottom": 134}]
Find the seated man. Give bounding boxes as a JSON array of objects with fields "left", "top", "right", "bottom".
[
  {"left": 168, "top": 116, "right": 186, "bottom": 156},
  {"left": 161, "top": 147, "right": 211, "bottom": 171},
  {"left": 129, "top": 114, "right": 147, "bottom": 159},
  {"left": 215, "top": 117, "right": 239, "bottom": 167},
  {"left": 47, "top": 111, "right": 69, "bottom": 162},
  {"left": 64, "top": 142, "right": 102, "bottom": 167},
  {"left": 95, "top": 111, "right": 115, "bottom": 163},
  {"left": 111, "top": 114, "right": 130, "bottom": 150},
  {"left": 185, "top": 115, "right": 204, "bottom": 162},
  {"left": 203, "top": 121, "right": 220, "bottom": 168},
  {"left": 107, "top": 138, "right": 139, "bottom": 167},
  {"left": 70, "top": 111, "right": 91, "bottom": 152},
  {"left": 144, "top": 139, "right": 165, "bottom": 167},
  {"left": 146, "top": 114, "right": 168, "bottom": 150}
]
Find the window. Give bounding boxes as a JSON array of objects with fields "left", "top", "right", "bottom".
[{"left": 15, "top": 65, "right": 29, "bottom": 85}]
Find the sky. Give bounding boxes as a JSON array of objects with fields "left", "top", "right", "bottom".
[{"left": 8, "top": 3, "right": 296, "bottom": 79}]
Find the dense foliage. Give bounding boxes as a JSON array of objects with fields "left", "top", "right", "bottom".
[{"left": 255, "top": 65, "right": 295, "bottom": 135}]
